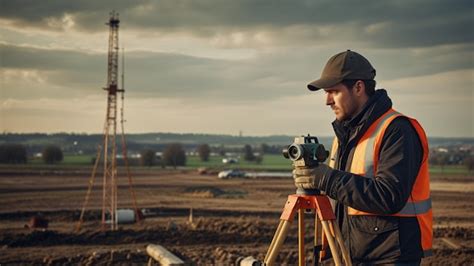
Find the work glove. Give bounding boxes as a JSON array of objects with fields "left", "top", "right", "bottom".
[{"left": 292, "top": 164, "right": 331, "bottom": 190}]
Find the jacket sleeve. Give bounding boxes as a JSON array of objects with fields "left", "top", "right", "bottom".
[{"left": 320, "top": 117, "right": 423, "bottom": 215}]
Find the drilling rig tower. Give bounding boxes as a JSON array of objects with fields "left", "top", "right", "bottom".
[{"left": 77, "top": 11, "right": 140, "bottom": 231}]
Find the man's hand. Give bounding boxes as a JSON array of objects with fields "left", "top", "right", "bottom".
[{"left": 292, "top": 164, "right": 331, "bottom": 190}]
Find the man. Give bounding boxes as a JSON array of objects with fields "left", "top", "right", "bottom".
[{"left": 293, "top": 50, "right": 432, "bottom": 265}]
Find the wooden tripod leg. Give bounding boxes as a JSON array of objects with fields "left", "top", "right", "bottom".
[
  {"left": 331, "top": 220, "right": 352, "bottom": 266},
  {"left": 314, "top": 213, "right": 322, "bottom": 265},
  {"left": 298, "top": 209, "right": 305, "bottom": 266},
  {"left": 265, "top": 220, "right": 284, "bottom": 260},
  {"left": 320, "top": 220, "right": 342, "bottom": 266},
  {"left": 264, "top": 220, "right": 292, "bottom": 266}
]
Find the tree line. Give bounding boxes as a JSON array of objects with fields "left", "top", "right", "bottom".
[
  {"left": 0, "top": 142, "right": 273, "bottom": 167},
  {"left": 429, "top": 147, "right": 474, "bottom": 173},
  {"left": 0, "top": 144, "right": 63, "bottom": 164},
  {"left": 4, "top": 142, "right": 472, "bottom": 172}
]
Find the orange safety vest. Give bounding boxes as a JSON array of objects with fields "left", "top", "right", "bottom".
[{"left": 328, "top": 108, "right": 433, "bottom": 257}]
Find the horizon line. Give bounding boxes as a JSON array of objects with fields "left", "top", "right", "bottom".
[{"left": 0, "top": 131, "right": 473, "bottom": 140}]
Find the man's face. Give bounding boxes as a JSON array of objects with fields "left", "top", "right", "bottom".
[{"left": 324, "top": 83, "right": 359, "bottom": 121}]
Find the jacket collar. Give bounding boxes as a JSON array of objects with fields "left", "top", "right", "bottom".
[{"left": 332, "top": 89, "right": 392, "bottom": 146}]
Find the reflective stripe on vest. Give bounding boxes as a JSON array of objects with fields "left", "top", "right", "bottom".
[
  {"left": 423, "top": 249, "right": 434, "bottom": 257},
  {"left": 398, "top": 198, "right": 432, "bottom": 215},
  {"left": 329, "top": 108, "right": 433, "bottom": 256},
  {"left": 362, "top": 110, "right": 400, "bottom": 178}
]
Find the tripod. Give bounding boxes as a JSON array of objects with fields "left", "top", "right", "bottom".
[{"left": 264, "top": 189, "right": 351, "bottom": 266}]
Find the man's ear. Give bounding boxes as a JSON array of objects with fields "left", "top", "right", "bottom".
[{"left": 354, "top": 80, "right": 365, "bottom": 96}]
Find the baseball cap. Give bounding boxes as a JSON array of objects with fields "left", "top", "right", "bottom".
[{"left": 307, "top": 50, "right": 376, "bottom": 91}]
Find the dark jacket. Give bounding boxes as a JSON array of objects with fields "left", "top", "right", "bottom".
[{"left": 320, "top": 89, "right": 424, "bottom": 264}]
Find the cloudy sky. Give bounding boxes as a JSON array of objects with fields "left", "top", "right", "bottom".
[{"left": 0, "top": 0, "right": 473, "bottom": 137}]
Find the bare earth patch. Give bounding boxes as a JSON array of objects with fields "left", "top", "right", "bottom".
[{"left": 0, "top": 168, "right": 472, "bottom": 265}]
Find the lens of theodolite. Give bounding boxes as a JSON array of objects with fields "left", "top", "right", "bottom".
[{"left": 287, "top": 144, "right": 303, "bottom": 161}]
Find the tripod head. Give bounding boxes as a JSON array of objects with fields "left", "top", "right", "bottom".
[{"left": 296, "top": 187, "right": 321, "bottom": 195}]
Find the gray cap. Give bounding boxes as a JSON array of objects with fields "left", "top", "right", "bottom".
[{"left": 308, "top": 50, "right": 376, "bottom": 91}]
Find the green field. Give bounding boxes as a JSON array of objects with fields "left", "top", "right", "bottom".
[
  {"left": 428, "top": 165, "right": 471, "bottom": 175},
  {"left": 28, "top": 155, "right": 93, "bottom": 165},
  {"left": 2, "top": 154, "right": 471, "bottom": 175}
]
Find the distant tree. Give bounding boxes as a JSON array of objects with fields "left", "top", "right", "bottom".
[
  {"left": 0, "top": 143, "right": 27, "bottom": 164},
  {"left": 243, "top": 144, "right": 256, "bottom": 161},
  {"left": 42, "top": 145, "right": 63, "bottom": 164},
  {"left": 260, "top": 143, "right": 270, "bottom": 154},
  {"left": 140, "top": 149, "right": 156, "bottom": 167},
  {"left": 430, "top": 153, "right": 448, "bottom": 173},
  {"left": 218, "top": 144, "right": 226, "bottom": 156},
  {"left": 464, "top": 156, "right": 474, "bottom": 173},
  {"left": 197, "top": 144, "right": 211, "bottom": 162},
  {"left": 163, "top": 143, "right": 186, "bottom": 168},
  {"left": 258, "top": 144, "right": 285, "bottom": 155},
  {"left": 255, "top": 155, "right": 263, "bottom": 164},
  {"left": 428, "top": 153, "right": 437, "bottom": 165}
]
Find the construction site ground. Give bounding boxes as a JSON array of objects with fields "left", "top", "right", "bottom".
[{"left": 0, "top": 167, "right": 473, "bottom": 265}]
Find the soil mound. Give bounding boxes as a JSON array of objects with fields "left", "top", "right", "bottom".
[
  {"left": 183, "top": 186, "right": 225, "bottom": 198},
  {"left": 182, "top": 186, "right": 247, "bottom": 198}
]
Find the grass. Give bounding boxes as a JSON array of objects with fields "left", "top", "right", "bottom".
[
  {"left": 1, "top": 154, "right": 471, "bottom": 175},
  {"left": 62, "top": 155, "right": 94, "bottom": 165},
  {"left": 428, "top": 165, "right": 472, "bottom": 175},
  {"left": 27, "top": 155, "right": 93, "bottom": 166}
]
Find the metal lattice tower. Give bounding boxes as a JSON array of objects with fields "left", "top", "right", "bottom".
[{"left": 77, "top": 11, "right": 140, "bottom": 231}]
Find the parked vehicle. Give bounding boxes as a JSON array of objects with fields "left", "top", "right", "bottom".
[
  {"left": 218, "top": 169, "right": 246, "bottom": 179},
  {"left": 222, "top": 157, "right": 239, "bottom": 164}
]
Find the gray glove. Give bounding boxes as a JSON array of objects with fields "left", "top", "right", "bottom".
[{"left": 292, "top": 164, "right": 331, "bottom": 190}]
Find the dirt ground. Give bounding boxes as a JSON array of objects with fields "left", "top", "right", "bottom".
[{"left": 0, "top": 168, "right": 473, "bottom": 265}]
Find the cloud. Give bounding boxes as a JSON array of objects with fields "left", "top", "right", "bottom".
[
  {"left": 0, "top": 43, "right": 103, "bottom": 70},
  {"left": 1, "top": 0, "right": 472, "bottom": 48},
  {"left": 367, "top": 43, "right": 474, "bottom": 80},
  {"left": 1, "top": 42, "right": 472, "bottom": 104},
  {"left": 0, "top": 92, "right": 334, "bottom": 136},
  {"left": 380, "top": 69, "right": 473, "bottom": 138},
  {"left": 0, "top": 97, "right": 105, "bottom": 133},
  {"left": 1, "top": 1, "right": 472, "bottom": 136},
  {"left": 1, "top": 42, "right": 315, "bottom": 102},
  {"left": 0, "top": 1, "right": 138, "bottom": 31}
]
